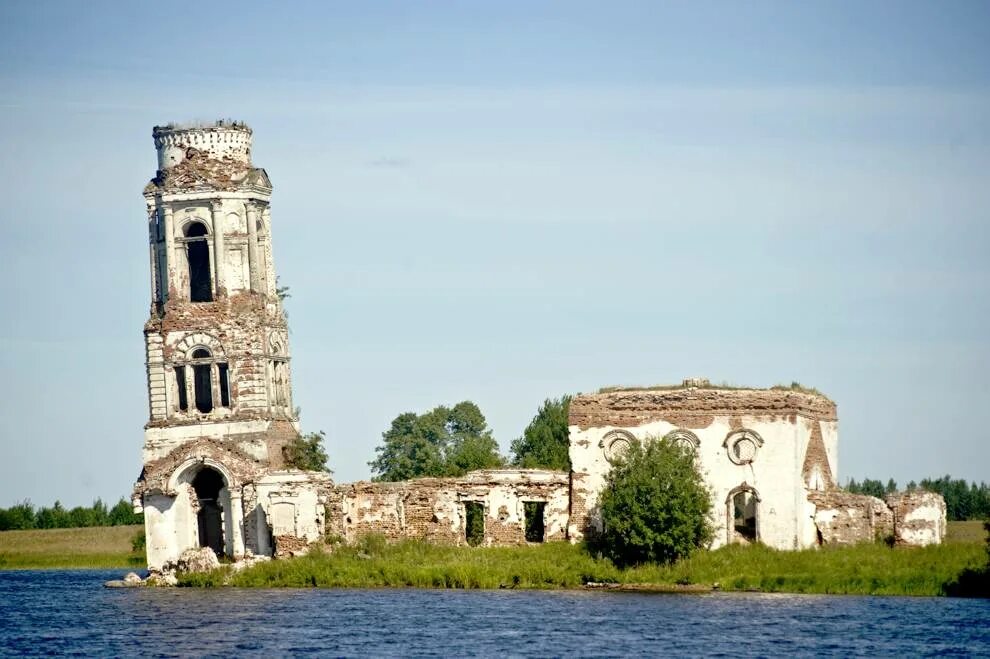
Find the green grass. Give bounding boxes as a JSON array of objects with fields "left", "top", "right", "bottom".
[
  {"left": 179, "top": 535, "right": 986, "bottom": 597},
  {"left": 947, "top": 520, "right": 988, "bottom": 544},
  {"left": 0, "top": 525, "right": 145, "bottom": 569}
]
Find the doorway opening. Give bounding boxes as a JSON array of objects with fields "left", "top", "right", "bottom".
[
  {"left": 523, "top": 502, "right": 546, "bottom": 542},
  {"left": 730, "top": 488, "right": 759, "bottom": 544},
  {"left": 464, "top": 502, "right": 484, "bottom": 547},
  {"left": 192, "top": 468, "right": 225, "bottom": 555}
]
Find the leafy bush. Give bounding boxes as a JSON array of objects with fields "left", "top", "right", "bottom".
[
  {"left": 283, "top": 431, "right": 331, "bottom": 472},
  {"left": 596, "top": 436, "right": 714, "bottom": 566},
  {"left": 131, "top": 530, "right": 146, "bottom": 553}
]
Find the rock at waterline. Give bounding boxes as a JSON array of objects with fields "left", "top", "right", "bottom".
[{"left": 104, "top": 572, "right": 145, "bottom": 588}]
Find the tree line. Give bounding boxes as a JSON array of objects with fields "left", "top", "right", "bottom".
[
  {"left": 0, "top": 498, "right": 143, "bottom": 531},
  {"left": 846, "top": 476, "right": 990, "bottom": 521},
  {"left": 368, "top": 397, "right": 571, "bottom": 481}
]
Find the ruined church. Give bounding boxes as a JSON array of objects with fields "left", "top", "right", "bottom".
[{"left": 132, "top": 122, "right": 945, "bottom": 572}]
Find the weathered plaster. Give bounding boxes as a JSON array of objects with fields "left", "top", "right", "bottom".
[
  {"left": 568, "top": 386, "right": 839, "bottom": 550},
  {"left": 329, "top": 470, "right": 570, "bottom": 546},
  {"left": 134, "top": 122, "right": 330, "bottom": 572}
]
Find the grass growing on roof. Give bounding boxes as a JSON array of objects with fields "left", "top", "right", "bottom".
[{"left": 597, "top": 381, "right": 828, "bottom": 398}]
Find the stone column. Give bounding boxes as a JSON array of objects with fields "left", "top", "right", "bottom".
[
  {"left": 210, "top": 362, "right": 221, "bottom": 411},
  {"left": 210, "top": 201, "right": 226, "bottom": 297},
  {"left": 147, "top": 208, "right": 158, "bottom": 304},
  {"left": 162, "top": 204, "right": 175, "bottom": 301},
  {"left": 230, "top": 490, "right": 245, "bottom": 558},
  {"left": 184, "top": 365, "right": 194, "bottom": 413},
  {"left": 246, "top": 203, "right": 261, "bottom": 293},
  {"left": 260, "top": 206, "right": 272, "bottom": 295}
]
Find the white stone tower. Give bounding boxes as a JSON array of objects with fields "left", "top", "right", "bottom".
[{"left": 133, "top": 121, "right": 329, "bottom": 571}]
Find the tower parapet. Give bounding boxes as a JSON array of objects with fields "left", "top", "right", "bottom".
[{"left": 153, "top": 121, "right": 253, "bottom": 170}]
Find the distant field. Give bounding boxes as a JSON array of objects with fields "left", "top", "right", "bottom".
[
  {"left": 0, "top": 525, "right": 143, "bottom": 569},
  {"left": 946, "top": 520, "right": 988, "bottom": 544}
]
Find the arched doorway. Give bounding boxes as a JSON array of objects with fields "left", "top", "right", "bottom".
[
  {"left": 727, "top": 486, "right": 760, "bottom": 544},
  {"left": 192, "top": 468, "right": 225, "bottom": 555}
]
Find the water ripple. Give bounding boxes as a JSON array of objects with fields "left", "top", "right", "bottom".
[{"left": 0, "top": 571, "right": 988, "bottom": 657}]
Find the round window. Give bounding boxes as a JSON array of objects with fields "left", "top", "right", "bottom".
[
  {"left": 664, "top": 429, "right": 700, "bottom": 454},
  {"left": 724, "top": 430, "right": 763, "bottom": 465},
  {"left": 732, "top": 437, "right": 757, "bottom": 462},
  {"left": 601, "top": 431, "right": 635, "bottom": 463}
]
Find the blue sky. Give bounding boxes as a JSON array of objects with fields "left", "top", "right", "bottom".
[{"left": 0, "top": 1, "right": 987, "bottom": 506}]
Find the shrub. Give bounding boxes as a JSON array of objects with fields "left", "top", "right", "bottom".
[
  {"left": 131, "top": 530, "right": 146, "bottom": 553},
  {"left": 596, "top": 436, "right": 714, "bottom": 566},
  {"left": 283, "top": 431, "right": 331, "bottom": 472}
]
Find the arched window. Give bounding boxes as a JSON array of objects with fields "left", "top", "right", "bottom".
[
  {"left": 185, "top": 222, "right": 213, "bottom": 302},
  {"left": 191, "top": 348, "right": 213, "bottom": 413},
  {"left": 171, "top": 342, "right": 231, "bottom": 415}
]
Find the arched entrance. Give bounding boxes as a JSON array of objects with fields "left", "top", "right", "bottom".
[
  {"left": 727, "top": 486, "right": 760, "bottom": 545},
  {"left": 192, "top": 468, "right": 225, "bottom": 555}
]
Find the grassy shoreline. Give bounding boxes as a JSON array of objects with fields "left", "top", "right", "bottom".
[
  {"left": 3, "top": 523, "right": 986, "bottom": 597},
  {"left": 0, "top": 525, "right": 143, "bottom": 569},
  {"left": 179, "top": 534, "right": 987, "bottom": 597}
]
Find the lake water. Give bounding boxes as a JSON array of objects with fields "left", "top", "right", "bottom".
[{"left": 1, "top": 570, "right": 988, "bottom": 657}]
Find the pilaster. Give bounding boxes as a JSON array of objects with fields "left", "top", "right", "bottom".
[
  {"left": 162, "top": 204, "right": 175, "bottom": 301},
  {"left": 246, "top": 203, "right": 261, "bottom": 293},
  {"left": 210, "top": 201, "right": 226, "bottom": 296}
]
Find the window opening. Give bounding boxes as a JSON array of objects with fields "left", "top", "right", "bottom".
[
  {"left": 193, "top": 363, "right": 213, "bottom": 413},
  {"left": 523, "top": 502, "right": 546, "bottom": 543},
  {"left": 174, "top": 366, "right": 188, "bottom": 411},
  {"left": 192, "top": 468, "right": 225, "bottom": 556},
  {"left": 185, "top": 222, "right": 213, "bottom": 302},
  {"left": 464, "top": 502, "right": 484, "bottom": 547},
  {"left": 218, "top": 363, "right": 230, "bottom": 407}
]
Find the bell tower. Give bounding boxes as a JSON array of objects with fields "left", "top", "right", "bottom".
[
  {"left": 134, "top": 121, "right": 317, "bottom": 571},
  {"left": 142, "top": 121, "right": 294, "bottom": 430}
]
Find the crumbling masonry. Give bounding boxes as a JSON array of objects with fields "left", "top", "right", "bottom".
[
  {"left": 568, "top": 384, "right": 946, "bottom": 549},
  {"left": 131, "top": 124, "right": 944, "bottom": 571},
  {"left": 133, "top": 122, "right": 332, "bottom": 571}
]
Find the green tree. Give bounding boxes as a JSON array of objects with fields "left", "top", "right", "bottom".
[
  {"left": 846, "top": 478, "right": 887, "bottom": 498},
  {"left": 283, "top": 431, "right": 331, "bottom": 471},
  {"left": 34, "top": 501, "right": 69, "bottom": 529},
  {"left": 510, "top": 395, "right": 571, "bottom": 471},
  {"left": 0, "top": 501, "right": 36, "bottom": 530},
  {"left": 108, "top": 498, "right": 143, "bottom": 526},
  {"left": 596, "top": 437, "right": 713, "bottom": 566},
  {"left": 369, "top": 401, "right": 503, "bottom": 481}
]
